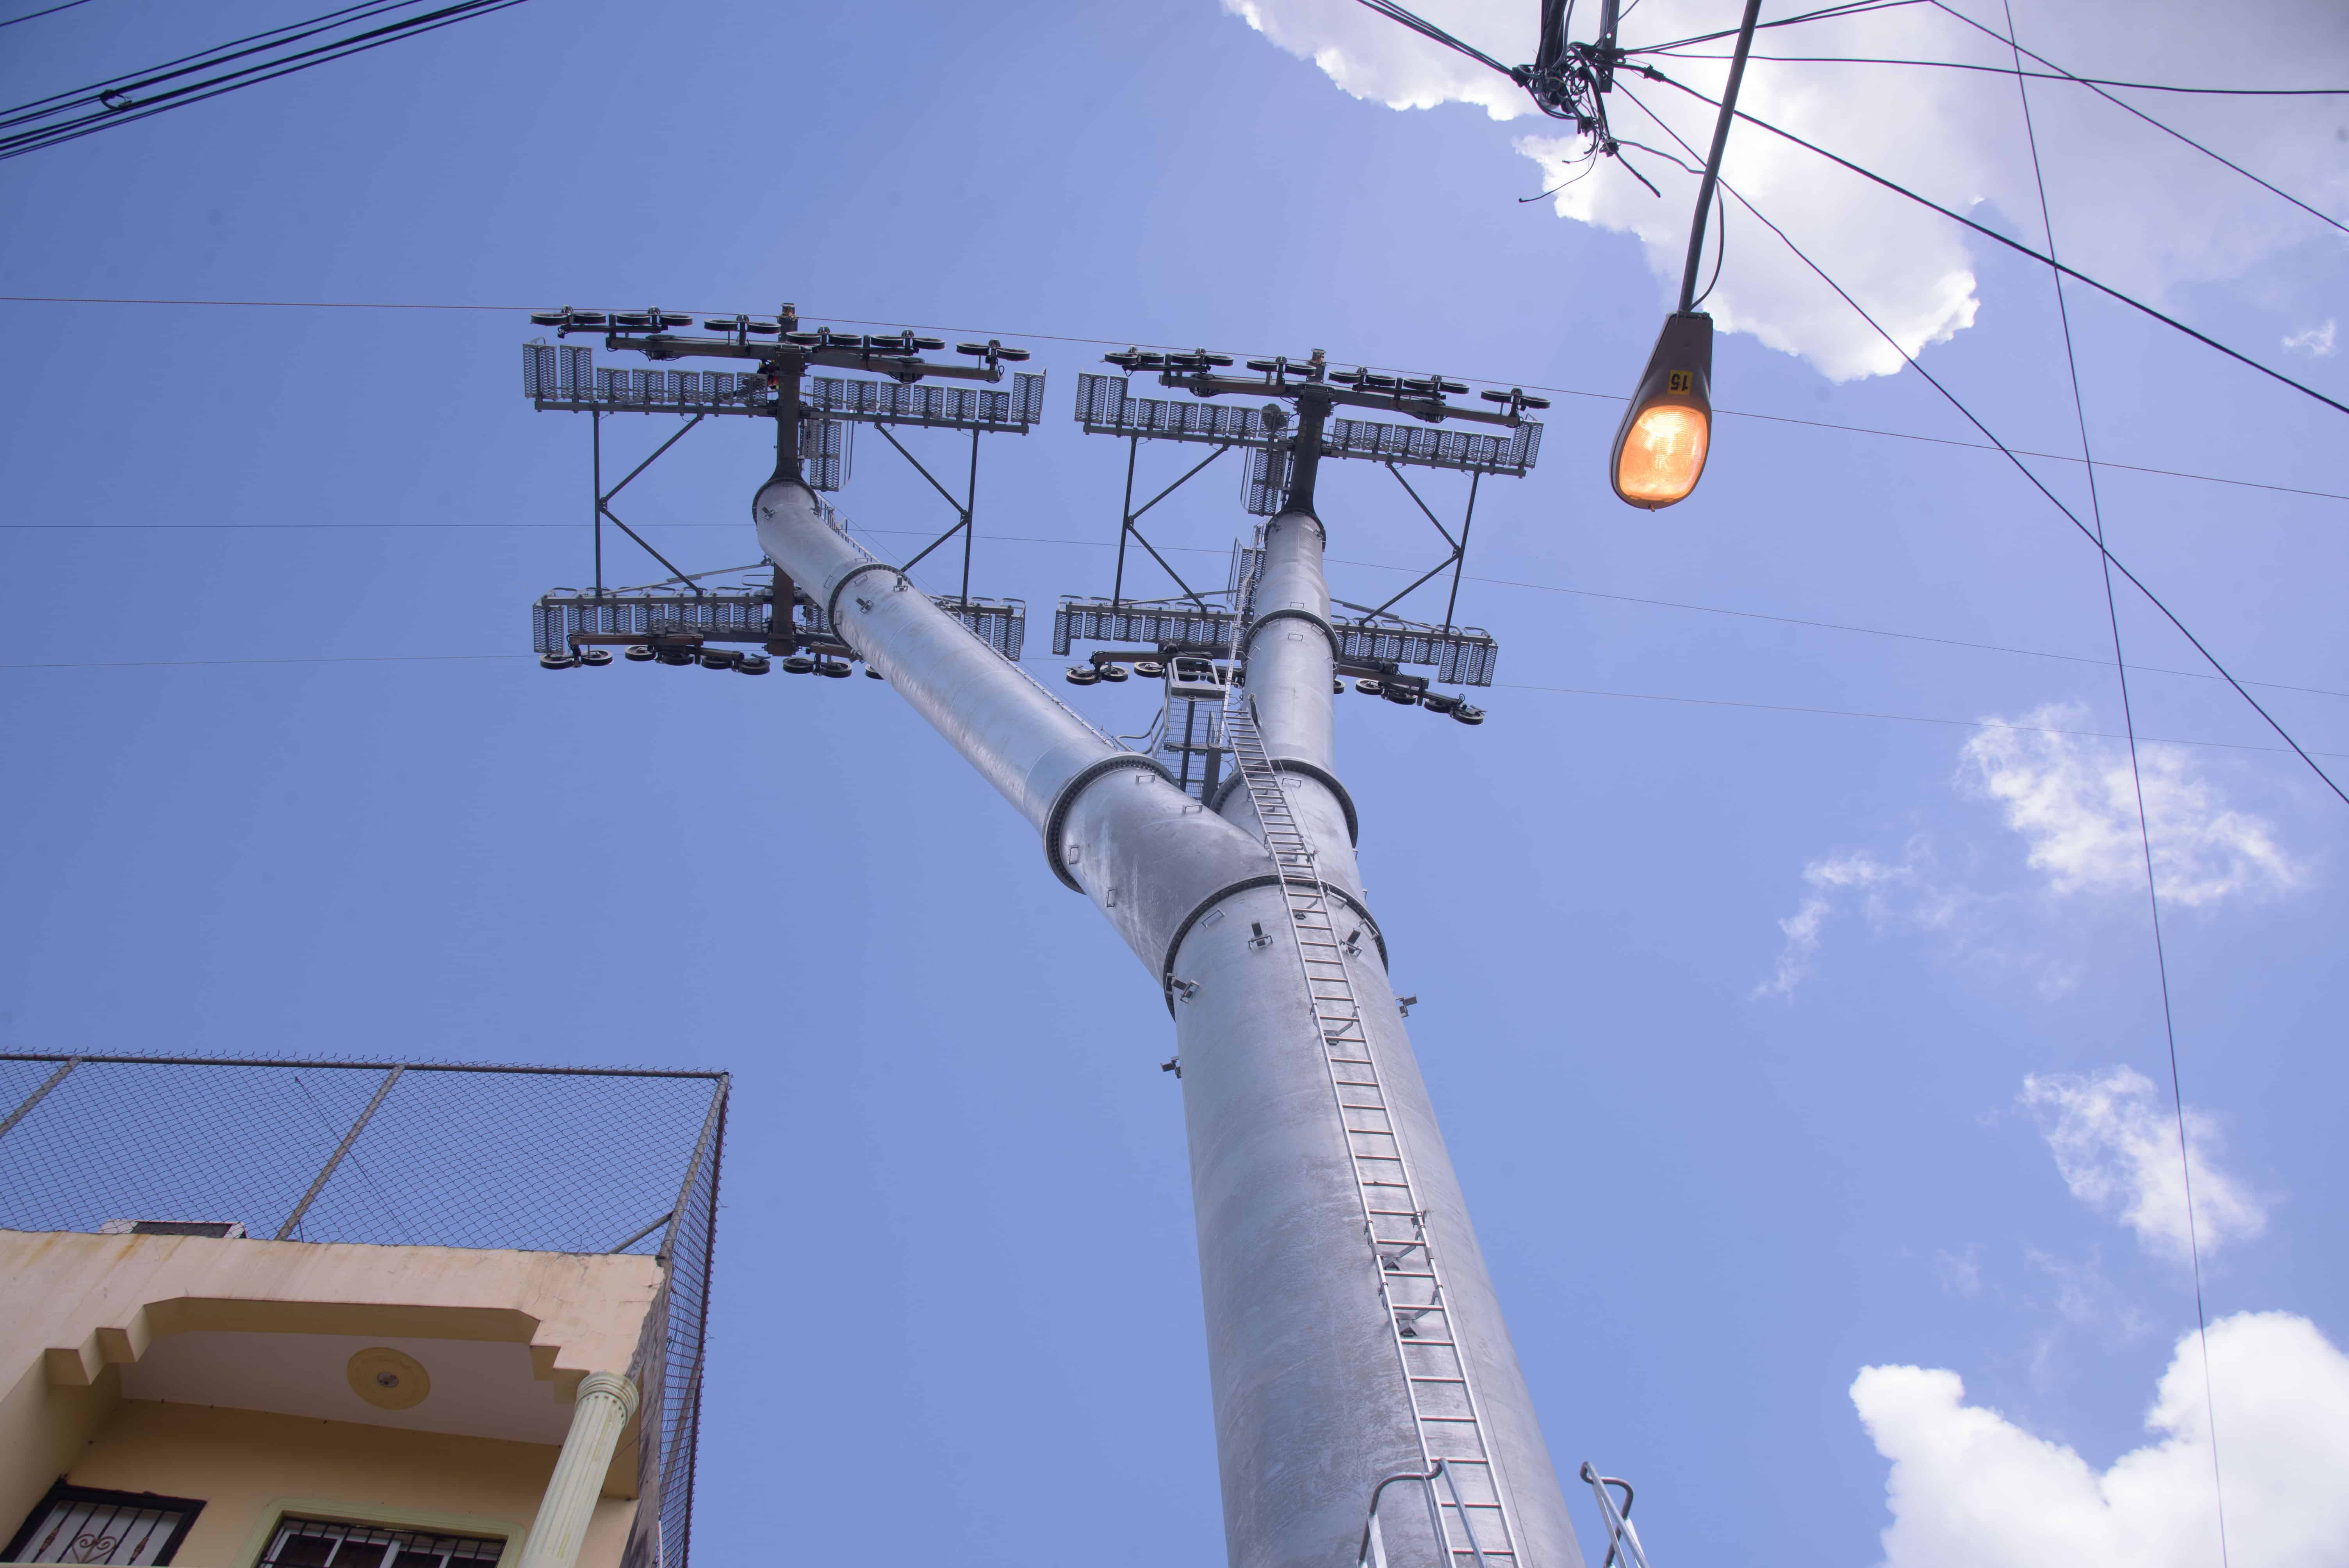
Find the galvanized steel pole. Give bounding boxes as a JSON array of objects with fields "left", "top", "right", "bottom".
[{"left": 752, "top": 452, "right": 1581, "bottom": 1568}]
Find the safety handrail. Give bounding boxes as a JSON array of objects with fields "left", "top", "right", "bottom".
[
  {"left": 1356, "top": 1461, "right": 1494, "bottom": 1568},
  {"left": 1358, "top": 1467, "right": 1433, "bottom": 1568},
  {"left": 1579, "top": 1462, "right": 1652, "bottom": 1568}
]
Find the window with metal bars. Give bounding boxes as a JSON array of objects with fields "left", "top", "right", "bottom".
[
  {"left": 3, "top": 1481, "right": 205, "bottom": 1565},
  {"left": 255, "top": 1517, "right": 508, "bottom": 1568}
]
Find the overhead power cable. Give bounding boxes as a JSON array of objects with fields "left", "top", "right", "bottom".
[
  {"left": 1492, "top": 682, "right": 2349, "bottom": 758},
  {"left": 1999, "top": 9, "right": 2229, "bottom": 1557},
  {"left": 0, "top": 0, "right": 98, "bottom": 27},
  {"left": 1347, "top": 0, "right": 1515, "bottom": 77},
  {"left": 1629, "top": 0, "right": 1927, "bottom": 55},
  {"left": 1930, "top": 0, "right": 2345, "bottom": 240},
  {"left": 1636, "top": 65, "right": 2349, "bottom": 421},
  {"left": 1615, "top": 82, "right": 2349, "bottom": 807},
  {"left": 5, "top": 0, "right": 446, "bottom": 123},
  {"left": 0, "top": 0, "right": 540, "bottom": 161},
  {"left": 2, "top": 294, "right": 2342, "bottom": 508},
  {"left": 1632, "top": 50, "right": 2349, "bottom": 96},
  {"left": 9, "top": 514, "right": 2342, "bottom": 699},
  {"left": 4, "top": 645, "right": 2337, "bottom": 762},
  {"left": 0, "top": 652, "right": 525, "bottom": 670}
]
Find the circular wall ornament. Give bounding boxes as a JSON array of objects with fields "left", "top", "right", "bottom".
[{"left": 345, "top": 1346, "right": 431, "bottom": 1410}]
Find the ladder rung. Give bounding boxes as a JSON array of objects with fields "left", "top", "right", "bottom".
[{"left": 1233, "top": 682, "right": 1506, "bottom": 1544}]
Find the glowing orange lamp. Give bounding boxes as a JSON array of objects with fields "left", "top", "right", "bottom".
[
  {"left": 1606, "top": 0, "right": 1760, "bottom": 511},
  {"left": 1609, "top": 311, "right": 1713, "bottom": 509}
]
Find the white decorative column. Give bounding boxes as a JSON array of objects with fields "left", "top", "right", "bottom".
[{"left": 517, "top": 1371, "right": 638, "bottom": 1568}]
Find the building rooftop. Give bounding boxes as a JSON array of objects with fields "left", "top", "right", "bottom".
[{"left": 0, "top": 1053, "right": 727, "bottom": 1568}]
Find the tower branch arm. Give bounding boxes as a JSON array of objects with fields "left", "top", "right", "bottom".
[
  {"left": 1162, "top": 371, "right": 1522, "bottom": 428},
  {"left": 603, "top": 334, "right": 1007, "bottom": 383},
  {"left": 751, "top": 478, "right": 1273, "bottom": 976}
]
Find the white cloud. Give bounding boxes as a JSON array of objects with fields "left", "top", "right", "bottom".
[
  {"left": 2020, "top": 1066, "right": 2269, "bottom": 1263},
  {"left": 1759, "top": 707, "right": 2303, "bottom": 997},
  {"left": 1222, "top": 0, "right": 2349, "bottom": 379},
  {"left": 1960, "top": 705, "right": 2301, "bottom": 906},
  {"left": 1853, "top": 1312, "right": 2349, "bottom": 1568},
  {"left": 2023, "top": 1247, "right": 2153, "bottom": 1341},
  {"left": 2283, "top": 319, "right": 2338, "bottom": 357},
  {"left": 1753, "top": 843, "right": 1933, "bottom": 998},
  {"left": 1933, "top": 1245, "right": 1985, "bottom": 1299},
  {"left": 1221, "top": 0, "right": 1531, "bottom": 121}
]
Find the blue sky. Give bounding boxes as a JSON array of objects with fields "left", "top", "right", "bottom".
[{"left": 2, "top": 1, "right": 2344, "bottom": 1564}]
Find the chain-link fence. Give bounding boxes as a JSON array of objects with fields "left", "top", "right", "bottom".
[{"left": 0, "top": 1053, "right": 727, "bottom": 1568}]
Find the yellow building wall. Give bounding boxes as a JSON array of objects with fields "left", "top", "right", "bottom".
[
  {"left": 1, "top": 1231, "right": 663, "bottom": 1568},
  {"left": 51, "top": 1400, "right": 646, "bottom": 1568}
]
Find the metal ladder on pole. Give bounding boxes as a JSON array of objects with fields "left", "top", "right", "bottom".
[{"left": 1220, "top": 626, "right": 1522, "bottom": 1568}]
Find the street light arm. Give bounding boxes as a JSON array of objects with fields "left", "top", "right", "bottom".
[{"left": 1678, "top": 0, "right": 1764, "bottom": 314}]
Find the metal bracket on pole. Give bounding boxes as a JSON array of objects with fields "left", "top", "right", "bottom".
[
  {"left": 593, "top": 413, "right": 709, "bottom": 594},
  {"left": 873, "top": 422, "right": 987, "bottom": 606},
  {"left": 1105, "top": 435, "right": 1232, "bottom": 611},
  {"left": 1361, "top": 463, "right": 1482, "bottom": 632},
  {"left": 1060, "top": 357, "right": 1540, "bottom": 686},
  {"left": 522, "top": 306, "right": 1045, "bottom": 668}
]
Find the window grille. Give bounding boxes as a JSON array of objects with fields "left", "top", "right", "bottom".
[
  {"left": 4, "top": 1483, "right": 205, "bottom": 1565},
  {"left": 257, "top": 1518, "right": 506, "bottom": 1568}
]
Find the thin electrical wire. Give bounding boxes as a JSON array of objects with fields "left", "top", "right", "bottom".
[
  {"left": 1490, "top": 682, "right": 2349, "bottom": 757},
  {"left": 1632, "top": 50, "right": 2349, "bottom": 96},
  {"left": 1637, "top": 65, "right": 2349, "bottom": 420},
  {"left": 1691, "top": 180, "right": 1728, "bottom": 309},
  {"left": 4, "top": 293, "right": 2339, "bottom": 507},
  {"left": 1936, "top": 0, "right": 2339, "bottom": 239},
  {"left": 10, "top": 515, "right": 2341, "bottom": 700},
  {"left": 1346, "top": 0, "right": 1515, "bottom": 77},
  {"left": 1614, "top": 82, "right": 2349, "bottom": 807},
  {"left": 18, "top": 642, "right": 2329, "bottom": 761},
  {"left": 2001, "top": 10, "right": 2230, "bottom": 1558},
  {"left": 1610, "top": 135, "right": 1702, "bottom": 174},
  {"left": 0, "top": 653, "right": 524, "bottom": 669},
  {"left": 3, "top": 0, "right": 424, "bottom": 121},
  {"left": 4, "top": 2, "right": 541, "bottom": 158},
  {"left": 1447, "top": 566, "right": 2349, "bottom": 700},
  {"left": 1936, "top": 0, "right": 2347, "bottom": 240},
  {"left": 1519, "top": 146, "right": 1603, "bottom": 202},
  {"left": 0, "top": 0, "right": 540, "bottom": 160},
  {"left": 1608, "top": 141, "right": 1667, "bottom": 197},
  {"left": 1631, "top": 0, "right": 1926, "bottom": 56},
  {"left": 0, "top": 0, "right": 98, "bottom": 27}
]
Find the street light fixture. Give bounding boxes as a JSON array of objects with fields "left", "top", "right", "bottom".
[
  {"left": 1611, "top": 311, "right": 1713, "bottom": 508},
  {"left": 1607, "top": 0, "right": 1763, "bottom": 510}
]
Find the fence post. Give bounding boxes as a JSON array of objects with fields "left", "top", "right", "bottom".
[
  {"left": 0, "top": 1057, "right": 80, "bottom": 1142},
  {"left": 275, "top": 1066, "right": 404, "bottom": 1240}
]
